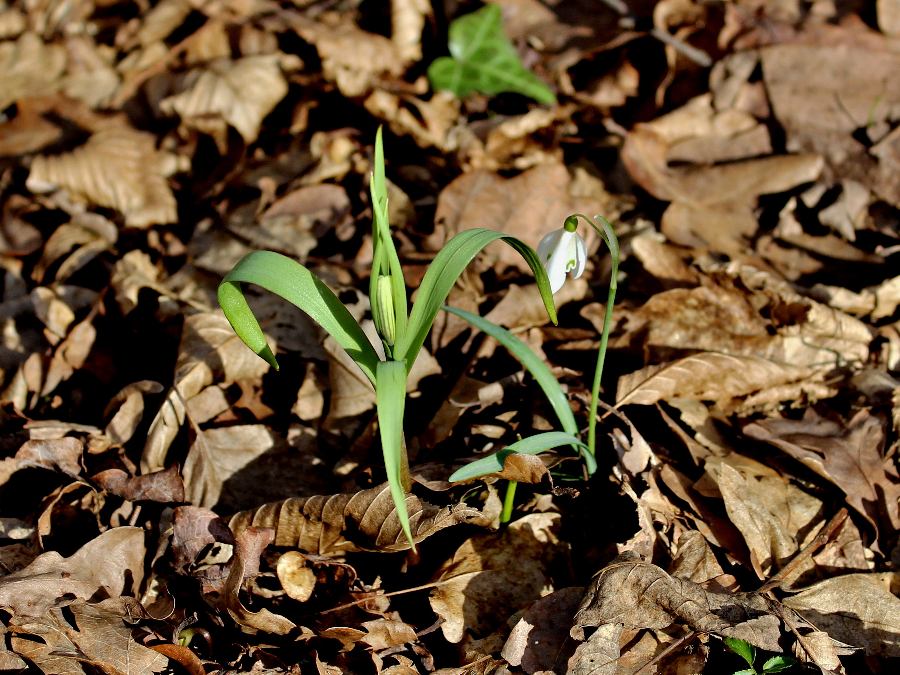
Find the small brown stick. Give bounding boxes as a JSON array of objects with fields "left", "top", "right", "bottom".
[
  {"left": 758, "top": 508, "right": 849, "bottom": 595},
  {"left": 628, "top": 630, "right": 699, "bottom": 675}
]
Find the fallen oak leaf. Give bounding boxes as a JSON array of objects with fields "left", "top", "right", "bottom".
[{"left": 229, "top": 482, "right": 481, "bottom": 555}]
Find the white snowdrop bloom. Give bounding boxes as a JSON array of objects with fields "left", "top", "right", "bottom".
[{"left": 537, "top": 219, "right": 587, "bottom": 294}]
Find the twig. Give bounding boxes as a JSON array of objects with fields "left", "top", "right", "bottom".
[
  {"left": 629, "top": 630, "right": 698, "bottom": 675},
  {"left": 598, "top": 0, "right": 712, "bottom": 67}
]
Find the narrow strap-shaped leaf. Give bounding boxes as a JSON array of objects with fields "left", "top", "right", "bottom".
[
  {"left": 449, "top": 431, "right": 591, "bottom": 482},
  {"left": 394, "top": 228, "right": 557, "bottom": 372},
  {"left": 218, "top": 250, "right": 380, "bottom": 384},
  {"left": 443, "top": 305, "right": 577, "bottom": 436},
  {"left": 375, "top": 360, "right": 414, "bottom": 549}
]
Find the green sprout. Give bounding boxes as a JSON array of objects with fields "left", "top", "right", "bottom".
[
  {"left": 446, "top": 213, "right": 619, "bottom": 522},
  {"left": 725, "top": 637, "right": 796, "bottom": 675},
  {"left": 218, "top": 128, "right": 557, "bottom": 548}
]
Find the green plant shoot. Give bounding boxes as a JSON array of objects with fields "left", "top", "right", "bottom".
[
  {"left": 428, "top": 4, "right": 556, "bottom": 105},
  {"left": 725, "top": 637, "right": 795, "bottom": 675},
  {"left": 218, "top": 128, "right": 558, "bottom": 548},
  {"left": 445, "top": 214, "right": 619, "bottom": 522}
]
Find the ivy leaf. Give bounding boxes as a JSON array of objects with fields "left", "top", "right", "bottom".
[{"left": 428, "top": 4, "right": 556, "bottom": 105}]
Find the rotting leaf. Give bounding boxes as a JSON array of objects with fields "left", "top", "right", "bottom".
[
  {"left": 428, "top": 4, "right": 556, "bottom": 104},
  {"left": 27, "top": 125, "right": 179, "bottom": 228},
  {"left": 229, "top": 482, "right": 481, "bottom": 555}
]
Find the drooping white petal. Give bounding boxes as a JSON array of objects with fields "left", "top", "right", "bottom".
[{"left": 538, "top": 228, "right": 588, "bottom": 294}]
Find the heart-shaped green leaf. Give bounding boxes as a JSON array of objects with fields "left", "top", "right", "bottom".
[{"left": 428, "top": 4, "right": 556, "bottom": 105}]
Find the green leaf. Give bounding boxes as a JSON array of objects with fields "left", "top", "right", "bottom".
[
  {"left": 724, "top": 637, "right": 756, "bottom": 669},
  {"left": 218, "top": 251, "right": 380, "bottom": 384},
  {"left": 375, "top": 360, "right": 414, "bottom": 548},
  {"left": 761, "top": 656, "right": 795, "bottom": 673},
  {"left": 449, "top": 431, "right": 591, "bottom": 482},
  {"left": 443, "top": 305, "right": 577, "bottom": 436},
  {"left": 428, "top": 4, "right": 556, "bottom": 105},
  {"left": 733, "top": 670, "right": 756, "bottom": 675},
  {"left": 394, "top": 229, "right": 557, "bottom": 373}
]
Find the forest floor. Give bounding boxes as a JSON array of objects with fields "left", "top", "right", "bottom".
[{"left": 0, "top": 1, "right": 899, "bottom": 673}]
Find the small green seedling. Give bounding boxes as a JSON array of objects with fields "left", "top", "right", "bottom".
[
  {"left": 725, "top": 637, "right": 795, "bottom": 675},
  {"left": 218, "top": 128, "right": 557, "bottom": 547},
  {"left": 428, "top": 4, "right": 556, "bottom": 105},
  {"left": 446, "top": 213, "right": 619, "bottom": 521}
]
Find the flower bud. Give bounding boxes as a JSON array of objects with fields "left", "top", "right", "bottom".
[{"left": 372, "top": 275, "right": 396, "bottom": 346}]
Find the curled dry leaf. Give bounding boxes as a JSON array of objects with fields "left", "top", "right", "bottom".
[
  {"left": 784, "top": 573, "right": 900, "bottom": 658},
  {"left": 429, "top": 513, "right": 565, "bottom": 643},
  {"left": 27, "top": 125, "right": 179, "bottom": 228},
  {"left": 93, "top": 464, "right": 185, "bottom": 503},
  {"left": 41, "top": 317, "right": 96, "bottom": 397},
  {"left": 745, "top": 409, "right": 900, "bottom": 543},
  {"left": 141, "top": 311, "right": 270, "bottom": 472},
  {"left": 222, "top": 526, "right": 297, "bottom": 635},
  {"left": 276, "top": 550, "right": 317, "bottom": 602},
  {"left": 0, "top": 527, "right": 145, "bottom": 618},
  {"left": 1, "top": 436, "right": 83, "bottom": 485},
  {"left": 161, "top": 55, "right": 290, "bottom": 146},
  {"left": 229, "top": 482, "right": 482, "bottom": 555}
]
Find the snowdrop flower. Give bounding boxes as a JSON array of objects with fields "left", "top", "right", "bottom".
[{"left": 537, "top": 216, "right": 587, "bottom": 294}]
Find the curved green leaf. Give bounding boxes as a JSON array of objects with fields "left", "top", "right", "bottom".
[
  {"left": 428, "top": 4, "right": 556, "bottom": 105},
  {"left": 375, "top": 360, "right": 414, "bottom": 548},
  {"left": 443, "top": 305, "right": 576, "bottom": 436},
  {"left": 218, "top": 250, "right": 380, "bottom": 384},
  {"left": 449, "top": 431, "right": 591, "bottom": 482},
  {"left": 394, "top": 229, "right": 557, "bottom": 372}
]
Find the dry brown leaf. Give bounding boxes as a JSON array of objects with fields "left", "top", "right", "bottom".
[
  {"left": 615, "top": 352, "right": 816, "bottom": 412},
  {"left": 161, "top": 55, "right": 290, "bottom": 146},
  {"left": 707, "top": 455, "right": 823, "bottom": 578},
  {"left": 93, "top": 464, "right": 185, "bottom": 503},
  {"left": 105, "top": 380, "right": 164, "bottom": 445},
  {"left": 496, "top": 453, "right": 549, "bottom": 484},
  {"left": 430, "top": 162, "right": 614, "bottom": 272},
  {"left": 745, "top": 409, "right": 899, "bottom": 542},
  {"left": 566, "top": 622, "right": 622, "bottom": 675},
  {"left": 222, "top": 526, "right": 297, "bottom": 635},
  {"left": 784, "top": 573, "right": 900, "bottom": 658},
  {"left": 361, "top": 618, "right": 418, "bottom": 650},
  {"left": 183, "top": 424, "right": 275, "bottom": 509},
  {"left": 429, "top": 513, "right": 565, "bottom": 643},
  {"left": 0, "top": 33, "right": 65, "bottom": 109},
  {"left": 276, "top": 550, "right": 316, "bottom": 602},
  {"left": 502, "top": 587, "right": 583, "bottom": 673},
  {"left": 391, "top": 0, "right": 430, "bottom": 63},
  {"left": 287, "top": 12, "right": 404, "bottom": 97},
  {"left": 141, "top": 311, "right": 270, "bottom": 472},
  {"left": 0, "top": 527, "right": 145, "bottom": 618},
  {"left": 27, "top": 125, "right": 179, "bottom": 228},
  {"left": 229, "top": 482, "right": 481, "bottom": 555},
  {"left": 62, "top": 36, "right": 120, "bottom": 109},
  {"left": 41, "top": 317, "right": 96, "bottom": 397},
  {"left": 1, "top": 437, "right": 82, "bottom": 486},
  {"left": 0, "top": 95, "right": 64, "bottom": 156}
]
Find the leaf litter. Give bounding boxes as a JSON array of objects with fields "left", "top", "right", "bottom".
[{"left": 0, "top": 1, "right": 898, "bottom": 674}]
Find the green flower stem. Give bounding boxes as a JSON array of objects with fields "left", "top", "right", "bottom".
[
  {"left": 500, "top": 480, "right": 517, "bottom": 523},
  {"left": 569, "top": 215, "right": 620, "bottom": 457}
]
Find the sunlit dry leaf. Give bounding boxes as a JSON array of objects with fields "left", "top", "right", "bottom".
[
  {"left": 364, "top": 89, "right": 463, "bottom": 152},
  {"left": 616, "top": 352, "right": 815, "bottom": 411},
  {"left": 111, "top": 249, "right": 162, "bottom": 315},
  {"left": 496, "top": 453, "right": 549, "bottom": 484},
  {"left": 566, "top": 622, "right": 622, "bottom": 675},
  {"left": 429, "top": 513, "right": 564, "bottom": 643},
  {"left": 171, "top": 505, "right": 234, "bottom": 591},
  {"left": 707, "top": 456, "right": 823, "bottom": 578},
  {"left": 142, "top": 312, "right": 270, "bottom": 472},
  {"left": 0, "top": 96, "right": 64, "bottom": 156},
  {"left": 161, "top": 55, "right": 290, "bottom": 145},
  {"left": 42, "top": 317, "right": 96, "bottom": 397},
  {"left": 276, "top": 550, "right": 316, "bottom": 602},
  {"left": 361, "top": 618, "right": 418, "bottom": 650},
  {"left": 784, "top": 573, "right": 900, "bottom": 658},
  {"left": 0, "top": 33, "right": 65, "bottom": 109},
  {"left": 744, "top": 409, "right": 899, "bottom": 544},
  {"left": 33, "top": 213, "right": 117, "bottom": 284},
  {"left": 288, "top": 12, "right": 404, "bottom": 97},
  {"left": 10, "top": 610, "right": 85, "bottom": 675},
  {"left": 430, "top": 161, "right": 612, "bottom": 272},
  {"left": 183, "top": 424, "right": 275, "bottom": 508},
  {"left": 105, "top": 380, "right": 163, "bottom": 445},
  {"left": 62, "top": 36, "right": 119, "bottom": 108},
  {"left": 0, "top": 527, "right": 145, "bottom": 618},
  {"left": 27, "top": 125, "right": 179, "bottom": 228},
  {"left": 391, "top": 0, "right": 430, "bottom": 63}
]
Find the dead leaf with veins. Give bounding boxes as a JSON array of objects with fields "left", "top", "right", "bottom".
[
  {"left": 229, "top": 482, "right": 481, "bottom": 555},
  {"left": 27, "top": 125, "right": 179, "bottom": 228},
  {"left": 0, "top": 33, "right": 65, "bottom": 109},
  {"left": 161, "top": 55, "right": 291, "bottom": 147}
]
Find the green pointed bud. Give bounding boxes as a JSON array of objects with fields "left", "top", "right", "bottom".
[{"left": 373, "top": 275, "right": 396, "bottom": 346}]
